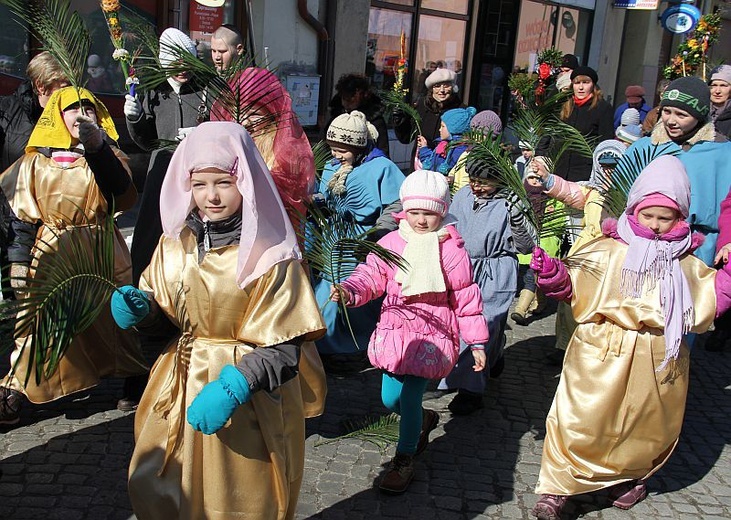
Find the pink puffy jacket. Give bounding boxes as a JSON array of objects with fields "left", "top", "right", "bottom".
[{"left": 341, "top": 226, "right": 489, "bottom": 379}]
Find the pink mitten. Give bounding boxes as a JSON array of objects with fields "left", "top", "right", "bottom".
[{"left": 530, "top": 246, "right": 555, "bottom": 276}]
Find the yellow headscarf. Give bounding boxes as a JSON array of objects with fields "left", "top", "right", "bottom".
[{"left": 26, "top": 86, "right": 119, "bottom": 152}]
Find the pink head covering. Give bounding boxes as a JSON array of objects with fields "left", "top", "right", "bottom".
[
  {"left": 160, "top": 121, "right": 301, "bottom": 289},
  {"left": 633, "top": 193, "right": 681, "bottom": 219},
  {"left": 625, "top": 155, "right": 690, "bottom": 219},
  {"left": 210, "top": 67, "right": 315, "bottom": 225}
]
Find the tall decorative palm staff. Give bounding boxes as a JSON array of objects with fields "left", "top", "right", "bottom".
[{"left": 99, "top": 0, "right": 139, "bottom": 94}]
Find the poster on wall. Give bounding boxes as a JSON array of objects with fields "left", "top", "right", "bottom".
[
  {"left": 189, "top": 2, "right": 223, "bottom": 34},
  {"left": 285, "top": 75, "right": 320, "bottom": 127},
  {"left": 513, "top": 0, "right": 579, "bottom": 71}
]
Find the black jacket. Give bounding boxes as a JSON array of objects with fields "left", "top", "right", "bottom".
[
  {"left": 325, "top": 94, "right": 390, "bottom": 157},
  {"left": 0, "top": 80, "right": 41, "bottom": 173},
  {"left": 713, "top": 102, "right": 731, "bottom": 139},
  {"left": 393, "top": 93, "right": 463, "bottom": 173},
  {"left": 547, "top": 98, "right": 614, "bottom": 182}
]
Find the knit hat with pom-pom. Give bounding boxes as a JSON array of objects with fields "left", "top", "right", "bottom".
[
  {"left": 400, "top": 169, "right": 451, "bottom": 217},
  {"left": 326, "top": 110, "right": 377, "bottom": 152},
  {"left": 441, "top": 106, "right": 477, "bottom": 136},
  {"left": 470, "top": 110, "right": 502, "bottom": 135}
]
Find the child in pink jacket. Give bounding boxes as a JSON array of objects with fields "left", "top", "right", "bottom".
[{"left": 331, "top": 169, "right": 489, "bottom": 494}]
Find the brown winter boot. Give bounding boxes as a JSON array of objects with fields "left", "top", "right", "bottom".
[
  {"left": 379, "top": 452, "right": 415, "bottom": 494},
  {"left": 511, "top": 289, "right": 535, "bottom": 326}
]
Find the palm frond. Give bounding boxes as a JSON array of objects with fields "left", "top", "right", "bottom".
[
  {"left": 378, "top": 89, "right": 422, "bottom": 138},
  {"left": 1, "top": 211, "right": 118, "bottom": 385},
  {"left": 597, "top": 143, "right": 678, "bottom": 218},
  {"left": 314, "top": 413, "right": 400, "bottom": 453},
  {"left": 1, "top": 0, "right": 90, "bottom": 88},
  {"left": 311, "top": 140, "right": 331, "bottom": 180}
]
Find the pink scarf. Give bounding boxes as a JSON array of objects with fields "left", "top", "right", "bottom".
[{"left": 616, "top": 214, "right": 693, "bottom": 371}]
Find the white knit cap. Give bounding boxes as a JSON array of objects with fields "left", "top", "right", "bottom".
[
  {"left": 400, "top": 170, "right": 450, "bottom": 217},
  {"left": 615, "top": 123, "right": 643, "bottom": 144},
  {"left": 326, "top": 110, "right": 376, "bottom": 151},
  {"left": 159, "top": 28, "right": 198, "bottom": 68},
  {"left": 620, "top": 108, "right": 641, "bottom": 126},
  {"left": 425, "top": 68, "right": 457, "bottom": 89}
]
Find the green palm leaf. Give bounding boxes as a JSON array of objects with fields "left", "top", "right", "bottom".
[
  {"left": 0, "top": 0, "right": 90, "bottom": 89},
  {"left": 596, "top": 143, "right": 678, "bottom": 218},
  {"left": 312, "top": 140, "right": 332, "bottom": 180},
  {"left": 1, "top": 211, "right": 118, "bottom": 385},
  {"left": 300, "top": 201, "right": 407, "bottom": 349},
  {"left": 378, "top": 89, "right": 422, "bottom": 139},
  {"left": 315, "top": 413, "right": 401, "bottom": 453}
]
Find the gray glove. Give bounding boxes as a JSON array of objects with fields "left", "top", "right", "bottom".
[
  {"left": 76, "top": 115, "right": 104, "bottom": 153},
  {"left": 123, "top": 94, "right": 142, "bottom": 121}
]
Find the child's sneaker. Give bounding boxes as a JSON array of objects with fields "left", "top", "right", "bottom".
[
  {"left": 608, "top": 480, "right": 647, "bottom": 509},
  {"left": 379, "top": 453, "right": 414, "bottom": 494}
]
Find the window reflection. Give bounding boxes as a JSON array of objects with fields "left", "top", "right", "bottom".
[
  {"left": 421, "top": 0, "right": 468, "bottom": 15},
  {"left": 367, "top": 8, "right": 412, "bottom": 92},
  {"left": 412, "top": 15, "right": 466, "bottom": 100}
]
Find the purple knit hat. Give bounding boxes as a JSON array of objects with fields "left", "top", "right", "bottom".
[{"left": 470, "top": 110, "right": 502, "bottom": 135}]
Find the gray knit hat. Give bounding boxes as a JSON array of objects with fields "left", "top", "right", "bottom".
[
  {"left": 660, "top": 76, "right": 711, "bottom": 122},
  {"left": 710, "top": 65, "right": 731, "bottom": 85}
]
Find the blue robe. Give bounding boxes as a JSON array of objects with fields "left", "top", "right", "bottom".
[
  {"left": 440, "top": 186, "right": 519, "bottom": 393},
  {"left": 313, "top": 154, "right": 405, "bottom": 355},
  {"left": 626, "top": 134, "right": 731, "bottom": 266}
]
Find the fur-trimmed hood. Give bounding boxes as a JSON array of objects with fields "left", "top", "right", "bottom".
[{"left": 650, "top": 121, "right": 718, "bottom": 146}]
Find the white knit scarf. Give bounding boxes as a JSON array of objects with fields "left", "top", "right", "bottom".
[{"left": 395, "top": 219, "right": 449, "bottom": 297}]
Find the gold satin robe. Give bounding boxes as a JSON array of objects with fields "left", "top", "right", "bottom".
[
  {"left": 536, "top": 238, "right": 717, "bottom": 496},
  {"left": 0, "top": 150, "right": 146, "bottom": 402},
  {"left": 129, "top": 230, "right": 326, "bottom": 520}
]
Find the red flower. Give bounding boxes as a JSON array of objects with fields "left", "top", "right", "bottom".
[{"left": 538, "top": 63, "right": 552, "bottom": 80}]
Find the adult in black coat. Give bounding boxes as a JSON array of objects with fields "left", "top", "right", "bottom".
[
  {"left": 709, "top": 65, "right": 731, "bottom": 139},
  {"left": 324, "top": 73, "right": 390, "bottom": 157},
  {"left": 0, "top": 52, "right": 69, "bottom": 300},
  {"left": 393, "top": 68, "right": 463, "bottom": 173},
  {"left": 544, "top": 66, "right": 614, "bottom": 182}
]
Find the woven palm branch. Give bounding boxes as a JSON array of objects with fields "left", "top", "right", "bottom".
[
  {"left": 1, "top": 211, "right": 118, "bottom": 385},
  {"left": 311, "top": 140, "right": 332, "bottom": 180},
  {"left": 596, "top": 143, "right": 677, "bottom": 218},
  {"left": 133, "top": 41, "right": 281, "bottom": 140},
  {"left": 1, "top": 0, "right": 90, "bottom": 89},
  {"left": 460, "top": 131, "right": 576, "bottom": 242},
  {"left": 315, "top": 413, "right": 400, "bottom": 453},
  {"left": 378, "top": 89, "right": 422, "bottom": 139},
  {"left": 509, "top": 89, "right": 595, "bottom": 163},
  {"left": 300, "top": 201, "right": 407, "bottom": 348}
]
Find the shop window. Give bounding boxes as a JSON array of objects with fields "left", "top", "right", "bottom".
[
  {"left": 412, "top": 15, "right": 466, "bottom": 99},
  {"left": 367, "top": 8, "right": 413, "bottom": 92},
  {"left": 421, "top": 0, "right": 468, "bottom": 15},
  {"left": 0, "top": 5, "right": 30, "bottom": 79}
]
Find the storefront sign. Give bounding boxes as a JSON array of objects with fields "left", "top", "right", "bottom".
[
  {"left": 195, "top": 0, "right": 225, "bottom": 6},
  {"left": 660, "top": 4, "right": 701, "bottom": 34},
  {"left": 189, "top": 2, "right": 223, "bottom": 33},
  {"left": 613, "top": 0, "right": 659, "bottom": 9}
]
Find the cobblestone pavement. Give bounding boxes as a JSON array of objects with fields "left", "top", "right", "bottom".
[{"left": 1, "top": 302, "right": 730, "bottom": 519}]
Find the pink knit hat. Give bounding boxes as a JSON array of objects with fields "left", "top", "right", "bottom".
[{"left": 633, "top": 193, "right": 681, "bottom": 218}]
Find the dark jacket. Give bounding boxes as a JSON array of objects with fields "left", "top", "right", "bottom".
[
  {"left": 549, "top": 98, "right": 614, "bottom": 183},
  {"left": 127, "top": 80, "right": 208, "bottom": 284},
  {"left": 0, "top": 80, "right": 41, "bottom": 173},
  {"left": 325, "top": 94, "right": 390, "bottom": 157},
  {"left": 393, "top": 93, "right": 463, "bottom": 173},
  {"left": 712, "top": 101, "right": 731, "bottom": 139}
]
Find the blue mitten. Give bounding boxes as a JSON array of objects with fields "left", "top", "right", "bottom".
[
  {"left": 187, "top": 365, "right": 252, "bottom": 435},
  {"left": 111, "top": 285, "right": 151, "bottom": 329}
]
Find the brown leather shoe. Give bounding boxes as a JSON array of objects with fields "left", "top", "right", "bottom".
[
  {"left": 531, "top": 494, "right": 568, "bottom": 520},
  {"left": 379, "top": 453, "right": 415, "bottom": 494}
]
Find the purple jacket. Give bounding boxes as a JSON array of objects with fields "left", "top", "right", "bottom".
[{"left": 341, "top": 225, "right": 489, "bottom": 379}]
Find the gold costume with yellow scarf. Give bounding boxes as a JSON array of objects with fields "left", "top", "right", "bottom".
[
  {"left": 129, "top": 229, "right": 326, "bottom": 520},
  {"left": 0, "top": 87, "right": 145, "bottom": 402},
  {"left": 536, "top": 238, "right": 716, "bottom": 495}
]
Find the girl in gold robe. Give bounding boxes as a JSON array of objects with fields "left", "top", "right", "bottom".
[
  {"left": 111, "top": 122, "right": 326, "bottom": 519},
  {"left": 0, "top": 87, "right": 146, "bottom": 425},
  {"left": 528, "top": 156, "right": 731, "bottom": 519}
]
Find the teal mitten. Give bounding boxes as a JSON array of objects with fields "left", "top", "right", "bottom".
[
  {"left": 187, "top": 365, "right": 252, "bottom": 435},
  {"left": 110, "top": 285, "right": 150, "bottom": 329}
]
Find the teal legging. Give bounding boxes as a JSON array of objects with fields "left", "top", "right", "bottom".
[{"left": 381, "top": 372, "right": 429, "bottom": 454}]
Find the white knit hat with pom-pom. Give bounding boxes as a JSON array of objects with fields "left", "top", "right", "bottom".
[
  {"left": 326, "top": 110, "right": 377, "bottom": 151},
  {"left": 399, "top": 170, "right": 451, "bottom": 217}
]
